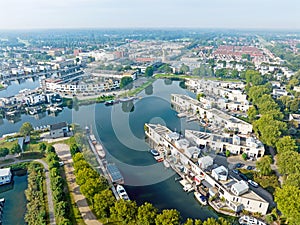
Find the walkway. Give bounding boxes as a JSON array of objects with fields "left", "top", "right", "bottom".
[
  {"left": 53, "top": 143, "right": 102, "bottom": 225},
  {"left": 0, "top": 158, "right": 56, "bottom": 225}
]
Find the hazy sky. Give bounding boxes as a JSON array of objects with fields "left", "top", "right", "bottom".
[{"left": 0, "top": 0, "right": 299, "bottom": 30}]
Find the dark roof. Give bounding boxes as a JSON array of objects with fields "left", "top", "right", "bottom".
[{"left": 50, "top": 122, "right": 67, "bottom": 131}]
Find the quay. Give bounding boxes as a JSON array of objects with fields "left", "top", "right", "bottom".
[{"left": 86, "top": 128, "right": 120, "bottom": 200}]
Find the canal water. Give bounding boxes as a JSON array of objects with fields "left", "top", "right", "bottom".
[
  {"left": 0, "top": 78, "right": 218, "bottom": 221},
  {"left": 0, "top": 175, "right": 28, "bottom": 225}
]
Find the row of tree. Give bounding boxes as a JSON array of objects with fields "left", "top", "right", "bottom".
[
  {"left": 245, "top": 69, "right": 300, "bottom": 224},
  {"left": 72, "top": 151, "right": 231, "bottom": 225},
  {"left": 46, "top": 145, "right": 72, "bottom": 225},
  {"left": 24, "top": 162, "right": 47, "bottom": 225}
]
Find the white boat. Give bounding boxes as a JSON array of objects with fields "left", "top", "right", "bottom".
[
  {"left": 163, "top": 160, "right": 170, "bottom": 168},
  {"left": 194, "top": 192, "right": 207, "bottom": 205},
  {"left": 239, "top": 215, "right": 266, "bottom": 225},
  {"left": 116, "top": 185, "right": 130, "bottom": 200}
]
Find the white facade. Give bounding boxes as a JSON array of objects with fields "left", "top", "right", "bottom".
[
  {"left": 171, "top": 94, "right": 253, "bottom": 135},
  {"left": 185, "top": 130, "right": 265, "bottom": 158},
  {"left": 145, "top": 123, "right": 269, "bottom": 215},
  {"left": 0, "top": 168, "right": 12, "bottom": 185}
]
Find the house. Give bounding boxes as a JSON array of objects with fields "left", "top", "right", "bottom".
[
  {"left": 0, "top": 168, "right": 12, "bottom": 185},
  {"left": 231, "top": 180, "right": 249, "bottom": 196},
  {"left": 198, "top": 156, "right": 213, "bottom": 169},
  {"left": 49, "top": 122, "right": 70, "bottom": 139},
  {"left": 289, "top": 114, "right": 300, "bottom": 128},
  {"left": 212, "top": 166, "right": 228, "bottom": 181},
  {"left": 145, "top": 123, "right": 270, "bottom": 215}
]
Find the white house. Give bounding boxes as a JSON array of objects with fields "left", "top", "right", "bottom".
[
  {"left": 212, "top": 166, "right": 228, "bottom": 181},
  {"left": 231, "top": 180, "right": 249, "bottom": 196},
  {"left": 0, "top": 168, "right": 12, "bottom": 185},
  {"left": 50, "top": 122, "right": 70, "bottom": 139}
]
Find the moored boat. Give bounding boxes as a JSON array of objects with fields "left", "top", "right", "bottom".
[
  {"left": 238, "top": 215, "right": 266, "bottom": 225},
  {"left": 194, "top": 192, "right": 207, "bottom": 205},
  {"left": 116, "top": 185, "right": 130, "bottom": 200}
]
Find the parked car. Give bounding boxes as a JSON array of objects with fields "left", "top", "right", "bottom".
[
  {"left": 59, "top": 161, "right": 64, "bottom": 167},
  {"left": 232, "top": 169, "right": 240, "bottom": 175},
  {"left": 248, "top": 180, "right": 259, "bottom": 188},
  {"left": 239, "top": 173, "right": 248, "bottom": 181},
  {"left": 246, "top": 165, "right": 254, "bottom": 170},
  {"left": 235, "top": 163, "right": 244, "bottom": 168}
]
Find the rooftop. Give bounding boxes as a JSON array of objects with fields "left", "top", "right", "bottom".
[{"left": 0, "top": 168, "right": 11, "bottom": 177}]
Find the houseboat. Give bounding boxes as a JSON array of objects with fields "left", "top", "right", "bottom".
[
  {"left": 194, "top": 192, "right": 207, "bottom": 205},
  {"left": 0, "top": 168, "right": 12, "bottom": 185},
  {"left": 116, "top": 185, "right": 130, "bottom": 200}
]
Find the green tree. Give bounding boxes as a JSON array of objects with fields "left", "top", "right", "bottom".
[
  {"left": 145, "top": 66, "right": 154, "bottom": 77},
  {"left": 184, "top": 218, "right": 194, "bottom": 225},
  {"left": 245, "top": 70, "right": 264, "bottom": 86},
  {"left": 11, "top": 143, "right": 21, "bottom": 154},
  {"left": 19, "top": 122, "right": 34, "bottom": 136},
  {"left": 110, "top": 200, "right": 138, "bottom": 224},
  {"left": 70, "top": 143, "right": 80, "bottom": 156},
  {"left": 253, "top": 115, "right": 287, "bottom": 147},
  {"left": 120, "top": 77, "right": 134, "bottom": 89},
  {"left": 256, "top": 155, "right": 272, "bottom": 176},
  {"left": 179, "top": 64, "right": 190, "bottom": 74},
  {"left": 277, "top": 151, "right": 300, "bottom": 175},
  {"left": 242, "top": 153, "right": 247, "bottom": 161},
  {"left": 275, "top": 136, "right": 297, "bottom": 154},
  {"left": 93, "top": 189, "right": 116, "bottom": 219},
  {"left": 0, "top": 147, "right": 9, "bottom": 157},
  {"left": 275, "top": 185, "right": 300, "bottom": 225},
  {"left": 247, "top": 106, "right": 258, "bottom": 122},
  {"left": 39, "top": 143, "right": 47, "bottom": 153},
  {"left": 285, "top": 173, "right": 300, "bottom": 187},
  {"left": 155, "top": 209, "right": 181, "bottom": 225},
  {"left": 47, "top": 145, "right": 55, "bottom": 154},
  {"left": 225, "top": 150, "right": 230, "bottom": 157},
  {"left": 137, "top": 202, "right": 158, "bottom": 225}
]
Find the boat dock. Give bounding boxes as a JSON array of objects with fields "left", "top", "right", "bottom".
[{"left": 86, "top": 132, "right": 120, "bottom": 200}]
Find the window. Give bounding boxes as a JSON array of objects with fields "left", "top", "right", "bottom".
[
  {"left": 247, "top": 201, "right": 250, "bottom": 205},
  {"left": 259, "top": 203, "right": 262, "bottom": 208}
]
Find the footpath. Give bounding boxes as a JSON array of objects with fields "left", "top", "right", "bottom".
[{"left": 53, "top": 143, "right": 102, "bottom": 225}]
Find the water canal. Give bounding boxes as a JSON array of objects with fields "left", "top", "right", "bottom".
[{"left": 0, "top": 79, "right": 219, "bottom": 221}]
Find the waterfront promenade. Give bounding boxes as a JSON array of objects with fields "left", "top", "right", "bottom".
[{"left": 54, "top": 143, "right": 102, "bottom": 225}]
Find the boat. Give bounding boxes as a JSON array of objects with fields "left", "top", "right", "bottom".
[
  {"left": 95, "top": 142, "right": 106, "bottom": 158},
  {"left": 104, "top": 100, "right": 115, "bottom": 106},
  {"left": 194, "top": 192, "right": 207, "bottom": 205},
  {"left": 116, "top": 185, "right": 130, "bottom": 200},
  {"left": 119, "top": 96, "right": 136, "bottom": 102},
  {"left": 163, "top": 160, "right": 170, "bottom": 168},
  {"left": 238, "top": 215, "right": 266, "bottom": 225},
  {"left": 154, "top": 155, "right": 164, "bottom": 162},
  {"left": 150, "top": 149, "right": 160, "bottom": 156}
]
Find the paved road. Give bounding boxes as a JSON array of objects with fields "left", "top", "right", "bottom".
[
  {"left": 1, "top": 158, "right": 56, "bottom": 225},
  {"left": 54, "top": 143, "right": 102, "bottom": 225}
]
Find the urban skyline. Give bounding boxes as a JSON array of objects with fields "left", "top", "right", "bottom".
[{"left": 0, "top": 0, "right": 299, "bottom": 30}]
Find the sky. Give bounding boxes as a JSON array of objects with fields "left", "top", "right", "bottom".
[{"left": 0, "top": 0, "right": 299, "bottom": 30}]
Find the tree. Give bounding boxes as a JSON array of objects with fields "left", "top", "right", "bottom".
[
  {"left": 256, "top": 155, "right": 272, "bottom": 176},
  {"left": 145, "top": 66, "right": 154, "bottom": 77},
  {"left": 277, "top": 150, "right": 300, "bottom": 175},
  {"left": 137, "top": 202, "right": 157, "bottom": 225},
  {"left": 245, "top": 70, "right": 265, "bottom": 86},
  {"left": 184, "top": 218, "right": 194, "bottom": 225},
  {"left": 47, "top": 145, "right": 55, "bottom": 154},
  {"left": 275, "top": 136, "right": 297, "bottom": 154},
  {"left": 70, "top": 143, "right": 80, "bottom": 156},
  {"left": 155, "top": 209, "right": 181, "bottom": 225},
  {"left": 110, "top": 200, "right": 138, "bottom": 224},
  {"left": 275, "top": 185, "right": 300, "bottom": 225},
  {"left": 0, "top": 147, "right": 9, "bottom": 157},
  {"left": 247, "top": 106, "right": 258, "bottom": 122},
  {"left": 285, "top": 173, "right": 300, "bottom": 187},
  {"left": 80, "top": 178, "right": 107, "bottom": 201},
  {"left": 39, "top": 143, "right": 47, "bottom": 153},
  {"left": 242, "top": 153, "right": 247, "bottom": 161},
  {"left": 120, "top": 77, "right": 133, "bottom": 89},
  {"left": 253, "top": 115, "right": 287, "bottom": 147},
  {"left": 19, "top": 122, "right": 33, "bottom": 136},
  {"left": 225, "top": 150, "right": 230, "bottom": 157},
  {"left": 11, "top": 143, "right": 21, "bottom": 154},
  {"left": 93, "top": 189, "right": 116, "bottom": 219},
  {"left": 179, "top": 64, "right": 190, "bottom": 74}
]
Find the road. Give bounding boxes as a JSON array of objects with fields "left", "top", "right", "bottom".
[
  {"left": 53, "top": 143, "right": 102, "bottom": 225},
  {"left": 1, "top": 158, "right": 56, "bottom": 225}
]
